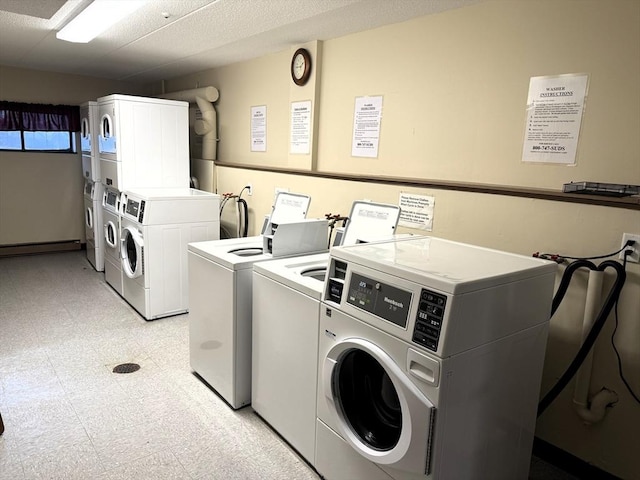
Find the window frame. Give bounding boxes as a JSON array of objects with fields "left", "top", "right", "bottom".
[{"left": 0, "top": 101, "right": 80, "bottom": 153}]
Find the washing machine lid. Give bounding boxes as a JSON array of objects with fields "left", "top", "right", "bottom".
[
  {"left": 268, "top": 191, "right": 311, "bottom": 225},
  {"left": 188, "top": 236, "right": 269, "bottom": 270},
  {"left": 330, "top": 236, "right": 557, "bottom": 294},
  {"left": 340, "top": 201, "right": 401, "bottom": 247},
  {"left": 253, "top": 253, "right": 330, "bottom": 299}
]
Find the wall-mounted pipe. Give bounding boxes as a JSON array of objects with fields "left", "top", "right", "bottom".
[
  {"left": 159, "top": 86, "right": 219, "bottom": 160},
  {"left": 572, "top": 270, "right": 617, "bottom": 424}
]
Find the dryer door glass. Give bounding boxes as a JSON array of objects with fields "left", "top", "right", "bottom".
[
  {"left": 105, "top": 222, "right": 117, "bottom": 248},
  {"left": 99, "top": 114, "right": 116, "bottom": 154},
  {"left": 85, "top": 207, "right": 93, "bottom": 229},
  {"left": 121, "top": 227, "right": 143, "bottom": 278},
  {"left": 334, "top": 349, "right": 402, "bottom": 451},
  {"left": 125, "top": 232, "right": 137, "bottom": 272}
]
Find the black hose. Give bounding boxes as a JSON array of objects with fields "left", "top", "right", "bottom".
[
  {"left": 237, "top": 198, "right": 248, "bottom": 237},
  {"left": 550, "top": 259, "right": 597, "bottom": 317},
  {"left": 537, "top": 260, "right": 626, "bottom": 417}
]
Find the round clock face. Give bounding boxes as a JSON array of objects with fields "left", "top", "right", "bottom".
[
  {"left": 293, "top": 53, "right": 306, "bottom": 79},
  {"left": 291, "top": 48, "right": 311, "bottom": 85}
]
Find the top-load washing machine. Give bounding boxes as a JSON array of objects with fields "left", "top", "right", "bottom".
[
  {"left": 251, "top": 201, "right": 402, "bottom": 465},
  {"left": 83, "top": 180, "right": 104, "bottom": 272},
  {"left": 119, "top": 187, "right": 220, "bottom": 320},
  {"left": 188, "top": 192, "right": 331, "bottom": 409},
  {"left": 314, "top": 237, "right": 557, "bottom": 480},
  {"left": 97, "top": 94, "right": 190, "bottom": 192}
]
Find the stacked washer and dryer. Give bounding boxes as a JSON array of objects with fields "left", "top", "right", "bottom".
[
  {"left": 312, "top": 237, "right": 557, "bottom": 480},
  {"left": 80, "top": 101, "right": 103, "bottom": 272},
  {"left": 93, "top": 94, "right": 219, "bottom": 318}
]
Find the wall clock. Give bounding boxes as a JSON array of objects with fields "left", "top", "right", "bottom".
[{"left": 291, "top": 48, "right": 312, "bottom": 86}]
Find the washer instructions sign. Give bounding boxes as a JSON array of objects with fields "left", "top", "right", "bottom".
[
  {"left": 522, "top": 73, "right": 589, "bottom": 165},
  {"left": 398, "top": 193, "right": 435, "bottom": 231}
]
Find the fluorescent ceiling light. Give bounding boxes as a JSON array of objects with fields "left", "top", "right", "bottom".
[{"left": 56, "top": 0, "right": 147, "bottom": 43}]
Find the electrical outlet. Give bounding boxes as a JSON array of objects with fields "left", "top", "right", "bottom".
[
  {"left": 619, "top": 233, "right": 640, "bottom": 263},
  {"left": 246, "top": 183, "right": 252, "bottom": 196}
]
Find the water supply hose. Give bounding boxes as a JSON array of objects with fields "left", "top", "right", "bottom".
[{"left": 537, "top": 259, "right": 626, "bottom": 417}]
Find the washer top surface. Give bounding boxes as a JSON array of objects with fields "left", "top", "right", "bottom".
[
  {"left": 188, "top": 236, "right": 270, "bottom": 270},
  {"left": 253, "top": 253, "right": 330, "bottom": 299},
  {"left": 332, "top": 236, "right": 557, "bottom": 294},
  {"left": 97, "top": 94, "right": 188, "bottom": 107},
  {"left": 123, "top": 187, "right": 217, "bottom": 200}
]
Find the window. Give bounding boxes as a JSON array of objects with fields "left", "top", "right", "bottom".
[{"left": 0, "top": 101, "right": 80, "bottom": 152}]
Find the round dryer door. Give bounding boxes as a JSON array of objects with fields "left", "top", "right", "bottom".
[
  {"left": 323, "top": 338, "right": 436, "bottom": 475},
  {"left": 85, "top": 206, "right": 93, "bottom": 229},
  {"left": 99, "top": 113, "right": 116, "bottom": 154},
  {"left": 104, "top": 221, "right": 118, "bottom": 249},
  {"left": 121, "top": 226, "right": 143, "bottom": 279}
]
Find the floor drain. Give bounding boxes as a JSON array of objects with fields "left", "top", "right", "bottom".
[{"left": 112, "top": 363, "right": 141, "bottom": 374}]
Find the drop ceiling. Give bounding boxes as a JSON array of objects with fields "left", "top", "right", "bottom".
[{"left": 0, "top": 0, "right": 480, "bottom": 84}]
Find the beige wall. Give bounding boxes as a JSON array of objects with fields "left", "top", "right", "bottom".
[
  {"left": 158, "top": 1, "right": 640, "bottom": 478},
  {"left": 0, "top": 66, "right": 143, "bottom": 245}
]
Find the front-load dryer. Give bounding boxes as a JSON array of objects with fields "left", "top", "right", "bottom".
[
  {"left": 83, "top": 180, "right": 104, "bottom": 272},
  {"left": 102, "top": 187, "right": 122, "bottom": 295},
  {"left": 97, "top": 94, "right": 190, "bottom": 191},
  {"left": 119, "top": 187, "right": 220, "bottom": 320},
  {"left": 250, "top": 201, "right": 402, "bottom": 466},
  {"left": 316, "top": 236, "right": 557, "bottom": 480}
]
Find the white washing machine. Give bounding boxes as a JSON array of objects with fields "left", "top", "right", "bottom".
[
  {"left": 188, "top": 192, "right": 331, "bottom": 409},
  {"left": 119, "top": 187, "right": 220, "bottom": 320},
  {"left": 80, "top": 101, "right": 100, "bottom": 182},
  {"left": 102, "top": 187, "right": 123, "bottom": 295},
  {"left": 97, "top": 94, "right": 190, "bottom": 192},
  {"left": 83, "top": 180, "right": 104, "bottom": 272},
  {"left": 251, "top": 201, "right": 402, "bottom": 466},
  {"left": 315, "top": 237, "right": 557, "bottom": 480}
]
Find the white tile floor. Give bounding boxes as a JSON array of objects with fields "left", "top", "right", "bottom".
[
  {"left": 0, "top": 251, "right": 581, "bottom": 480},
  {"left": 0, "top": 251, "right": 319, "bottom": 480}
]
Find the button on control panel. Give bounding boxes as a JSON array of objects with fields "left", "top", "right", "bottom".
[{"left": 412, "top": 289, "right": 446, "bottom": 352}]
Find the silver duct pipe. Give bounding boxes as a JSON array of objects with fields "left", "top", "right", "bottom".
[{"left": 159, "top": 86, "right": 219, "bottom": 160}]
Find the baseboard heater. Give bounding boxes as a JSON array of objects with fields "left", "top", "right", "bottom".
[{"left": 0, "top": 240, "right": 82, "bottom": 257}]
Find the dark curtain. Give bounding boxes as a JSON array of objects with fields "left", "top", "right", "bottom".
[{"left": 0, "top": 101, "right": 81, "bottom": 131}]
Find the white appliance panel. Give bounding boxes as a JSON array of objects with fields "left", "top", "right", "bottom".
[
  {"left": 189, "top": 251, "right": 252, "bottom": 408},
  {"left": 251, "top": 271, "right": 321, "bottom": 464}
]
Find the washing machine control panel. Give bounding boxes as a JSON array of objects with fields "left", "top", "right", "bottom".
[
  {"left": 124, "top": 198, "right": 146, "bottom": 223},
  {"left": 412, "top": 289, "right": 446, "bottom": 352},
  {"left": 346, "top": 272, "right": 412, "bottom": 329}
]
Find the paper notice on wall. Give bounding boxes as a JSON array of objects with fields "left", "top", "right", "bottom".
[
  {"left": 398, "top": 193, "right": 435, "bottom": 231},
  {"left": 352, "top": 95, "right": 383, "bottom": 158},
  {"left": 251, "top": 105, "right": 267, "bottom": 152},
  {"left": 290, "top": 100, "right": 311, "bottom": 155},
  {"left": 522, "top": 73, "right": 589, "bottom": 165}
]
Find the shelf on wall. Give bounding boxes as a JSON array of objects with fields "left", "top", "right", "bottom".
[{"left": 214, "top": 162, "right": 640, "bottom": 211}]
